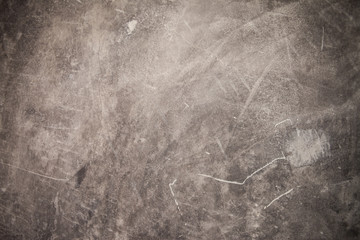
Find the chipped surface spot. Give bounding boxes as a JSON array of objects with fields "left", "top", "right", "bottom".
[{"left": 127, "top": 20, "right": 138, "bottom": 35}]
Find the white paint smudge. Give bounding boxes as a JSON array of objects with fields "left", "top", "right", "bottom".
[
  {"left": 287, "top": 129, "right": 330, "bottom": 167},
  {"left": 127, "top": 20, "right": 138, "bottom": 35}
]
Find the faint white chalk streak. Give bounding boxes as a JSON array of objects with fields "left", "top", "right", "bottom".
[
  {"left": 237, "top": 55, "right": 278, "bottom": 120},
  {"left": 169, "top": 179, "right": 176, "bottom": 196},
  {"left": 321, "top": 26, "right": 324, "bottom": 51},
  {"left": 198, "top": 153, "right": 286, "bottom": 185},
  {"left": 0, "top": 161, "right": 68, "bottom": 182},
  {"left": 274, "top": 119, "right": 293, "bottom": 128},
  {"left": 169, "top": 179, "right": 181, "bottom": 214},
  {"left": 264, "top": 188, "right": 294, "bottom": 209},
  {"left": 216, "top": 138, "right": 226, "bottom": 156}
]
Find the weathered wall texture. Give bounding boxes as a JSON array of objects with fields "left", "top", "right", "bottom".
[{"left": 0, "top": 0, "right": 359, "bottom": 239}]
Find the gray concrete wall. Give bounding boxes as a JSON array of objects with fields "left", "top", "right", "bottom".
[{"left": 0, "top": 0, "right": 359, "bottom": 239}]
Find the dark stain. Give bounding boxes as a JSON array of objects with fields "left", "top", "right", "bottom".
[
  {"left": 88, "top": 210, "right": 93, "bottom": 219},
  {"left": 75, "top": 165, "right": 88, "bottom": 188},
  {"left": 24, "top": 107, "right": 35, "bottom": 115}
]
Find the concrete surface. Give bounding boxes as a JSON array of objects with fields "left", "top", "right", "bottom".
[{"left": 0, "top": 0, "right": 359, "bottom": 239}]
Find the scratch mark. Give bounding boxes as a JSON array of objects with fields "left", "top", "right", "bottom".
[
  {"left": 175, "top": 31, "right": 250, "bottom": 91},
  {"left": 319, "top": 12, "right": 342, "bottom": 33},
  {"left": 237, "top": 55, "right": 278, "bottom": 120},
  {"left": 235, "top": 75, "right": 251, "bottom": 92},
  {"left": 304, "top": 35, "right": 318, "bottom": 50},
  {"left": 216, "top": 78, "right": 227, "bottom": 94},
  {"left": 184, "top": 20, "right": 192, "bottom": 32},
  {"left": 115, "top": 9, "right": 125, "bottom": 13},
  {"left": 169, "top": 179, "right": 176, "bottom": 196},
  {"left": 183, "top": 102, "right": 190, "bottom": 111},
  {"left": 198, "top": 153, "right": 286, "bottom": 185},
  {"left": 57, "top": 146, "right": 80, "bottom": 155},
  {"left": 169, "top": 179, "right": 181, "bottom": 214},
  {"left": 333, "top": 179, "right": 351, "bottom": 186},
  {"left": 215, "top": 138, "right": 226, "bottom": 156},
  {"left": 324, "top": 0, "right": 353, "bottom": 21},
  {"left": 230, "top": 81, "right": 240, "bottom": 96},
  {"left": 0, "top": 161, "right": 68, "bottom": 182},
  {"left": 62, "top": 215, "right": 80, "bottom": 225},
  {"left": 321, "top": 26, "right": 325, "bottom": 51},
  {"left": 43, "top": 125, "right": 79, "bottom": 130},
  {"left": 275, "top": 119, "right": 293, "bottom": 128},
  {"left": 56, "top": 104, "right": 83, "bottom": 112},
  {"left": 285, "top": 37, "right": 293, "bottom": 71},
  {"left": 264, "top": 188, "right": 294, "bottom": 209}
]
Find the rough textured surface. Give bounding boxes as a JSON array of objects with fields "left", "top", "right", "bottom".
[{"left": 0, "top": 0, "right": 359, "bottom": 239}]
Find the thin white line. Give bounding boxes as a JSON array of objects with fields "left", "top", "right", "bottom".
[
  {"left": 321, "top": 26, "right": 324, "bottom": 51},
  {"left": 169, "top": 179, "right": 181, "bottom": 214},
  {"left": 0, "top": 161, "right": 68, "bottom": 182},
  {"left": 274, "top": 119, "right": 292, "bottom": 127},
  {"left": 264, "top": 188, "right": 294, "bottom": 209},
  {"left": 198, "top": 154, "right": 286, "bottom": 185},
  {"left": 216, "top": 138, "right": 226, "bottom": 156},
  {"left": 169, "top": 179, "right": 177, "bottom": 196}
]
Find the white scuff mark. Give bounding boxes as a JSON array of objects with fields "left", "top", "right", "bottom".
[
  {"left": 321, "top": 26, "right": 325, "bottom": 51},
  {"left": 115, "top": 9, "right": 125, "bottom": 14},
  {"left": 230, "top": 81, "right": 240, "bottom": 96},
  {"left": 143, "top": 83, "right": 157, "bottom": 90},
  {"left": 184, "top": 20, "right": 192, "bottom": 32},
  {"left": 198, "top": 153, "right": 286, "bottom": 185},
  {"left": 216, "top": 78, "right": 227, "bottom": 94},
  {"left": 264, "top": 188, "right": 294, "bottom": 209},
  {"left": 0, "top": 161, "right": 68, "bottom": 182},
  {"left": 215, "top": 138, "right": 226, "bottom": 156},
  {"left": 287, "top": 129, "right": 330, "bottom": 167},
  {"left": 169, "top": 179, "right": 176, "bottom": 196},
  {"left": 183, "top": 102, "right": 189, "bottom": 111},
  {"left": 169, "top": 179, "right": 181, "bottom": 214},
  {"left": 274, "top": 118, "right": 292, "bottom": 128},
  {"left": 54, "top": 192, "right": 60, "bottom": 215},
  {"left": 76, "top": 0, "right": 82, "bottom": 3},
  {"left": 205, "top": 151, "right": 210, "bottom": 155},
  {"left": 127, "top": 20, "right": 138, "bottom": 35}
]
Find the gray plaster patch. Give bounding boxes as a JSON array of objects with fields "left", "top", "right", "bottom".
[{"left": 286, "top": 129, "right": 330, "bottom": 167}]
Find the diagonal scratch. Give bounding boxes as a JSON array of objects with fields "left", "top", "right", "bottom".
[
  {"left": 215, "top": 137, "right": 226, "bottom": 157},
  {"left": 264, "top": 188, "right": 294, "bottom": 209},
  {"left": 237, "top": 54, "right": 279, "bottom": 120},
  {"left": 198, "top": 153, "right": 286, "bottom": 185},
  {"left": 275, "top": 118, "right": 293, "bottom": 128},
  {"left": 169, "top": 179, "right": 181, "bottom": 214},
  {"left": 321, "top": 26, "right": 325, "bottom": 51},
  {"left": 0, "top": 161, "right": 68, "bottom": 182}
]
